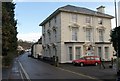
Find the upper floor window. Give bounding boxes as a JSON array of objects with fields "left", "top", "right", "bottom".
[
  {"left": 72, "top": 14, "right": 77, "bottom": 23},
  {"left": 43, "top": 25, "right": 45, "bottom": 33},
  {"left": 48, "top": 21, "right": 51, "bottom": 27},
  {"left": 72, "top": 28, "right": 78, "bottom": 41},
  {"left": 86, "top": 28, "right": 91, "bottom": 41},
  {"left": 99, "top": 29, "right": 104, "bottom": 42},
  {"left": 48, "top": 33, "right": 51, "bottom": 42},
  {"left": 98, "top": 18, "right": 103, "bottom": 25},
  {"left": 54, "top": 16, "right": 57, "bottom": 24},
  {"left": 53, "top": 30, "right": 57, "bottom": 42},
  {"left": 86, "top": 16, "right": 91, "bottom": 23}
]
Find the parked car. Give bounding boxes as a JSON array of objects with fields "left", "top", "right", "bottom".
[{"left": 72, "top": 56, "right": 101, "bottom": 66}]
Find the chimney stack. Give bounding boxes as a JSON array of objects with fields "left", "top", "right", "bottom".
[{"left": 97, "top": 6, "right": 105, "bottom": 13}]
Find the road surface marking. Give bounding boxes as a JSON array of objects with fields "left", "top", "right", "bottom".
[
  {"left": 19, "top": 69, "right": 24, "bottom": 81},
  {"left": 57, "top": 67, "right": 102, "bottom": 81},
  {"left": 18, "top": 60, "right": 31, "bottom": 81}
]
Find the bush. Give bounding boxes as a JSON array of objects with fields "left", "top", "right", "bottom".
[{"left": 2, "top": 52, "right": 16, "bottom": 67}]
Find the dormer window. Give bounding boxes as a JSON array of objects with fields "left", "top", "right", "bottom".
[{"left": 98, "top": 18, "right": 103, "bottom": 25}]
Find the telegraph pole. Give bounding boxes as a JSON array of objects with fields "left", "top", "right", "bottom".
[{"left": 114, "top": 0, "right": 120, "bottom": 75}]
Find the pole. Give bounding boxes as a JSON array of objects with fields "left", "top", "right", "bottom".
[
  {"left": 115, "top": 0, "right": 118, "bottom": 27},
  {"left": 114, "top": 0, "right": 119, "bottom": 75}
]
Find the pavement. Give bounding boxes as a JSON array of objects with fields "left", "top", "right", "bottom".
[{"left": 2, "top": 57, "right": 22, "bottom": 80}]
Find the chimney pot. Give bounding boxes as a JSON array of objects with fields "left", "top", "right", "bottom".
[{"left": 97, "top": 6, "right": 105, "bottom": 13}]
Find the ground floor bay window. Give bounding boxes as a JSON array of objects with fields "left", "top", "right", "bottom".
[
  {"left": 75, "top": 47, "right": 81, "bottom": 59},
  {"left": 67, "top": 45, "right": 82, "bottom": 61},
  {"left": 60, "top": 43, "right": 112, "bottom": 63},
  {"left": 105, "top": 47, "right": 109, "bottom": 60}
]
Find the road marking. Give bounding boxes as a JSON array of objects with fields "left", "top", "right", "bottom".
[
  {"left": 19, "top": 69, "right": 24, "bottom": 81},
  {"left": 57, "top": 67, "right": 102, "bottom": 81},
  {"left": 18, "top": 60, "right": 31, "bottom": 81}
]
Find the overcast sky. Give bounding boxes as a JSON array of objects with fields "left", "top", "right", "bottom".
[{"left": 14, "top": 1, "right": 119, "bottom": 42}]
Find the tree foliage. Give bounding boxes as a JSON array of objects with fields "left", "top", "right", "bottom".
[
  {"left": 17, "top": 39, "right": 33, "bottom": 50},
  {"left": 2, "top": 2, "right": 18, "bottom": 66},
  {"left": 110, "top": 26, "right": 120, "bottom": 52}
]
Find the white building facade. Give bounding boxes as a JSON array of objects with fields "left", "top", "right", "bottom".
[{"left": 40, "top": 5, "right": 114, "bottom": 63}]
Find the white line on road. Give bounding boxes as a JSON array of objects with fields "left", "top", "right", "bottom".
[
  {"left": 57, "top": 67, "right": 102, "bottom": 81},
  {"left": 18, "top": 60, "right": 31, "bottom": 81},
  {"left": 19, "top": 69, "right": 24, "bottom": 81}
]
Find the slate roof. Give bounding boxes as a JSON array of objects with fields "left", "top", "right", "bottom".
[{"left": 40, "top": 5, "right": 114, "bottom": 26}]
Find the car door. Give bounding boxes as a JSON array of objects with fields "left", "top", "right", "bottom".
[
  {"left": 90, "top": 57, "right": 95, "bottom": 64},
  {"left": 85, "top": 57, "right": 91, "bottom": 64}
]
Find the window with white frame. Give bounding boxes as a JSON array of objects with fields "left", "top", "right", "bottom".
[
  {"left": 98, "top": 47, "right": 102, "bottom": 58},
  {"left": 86, "top": 28, "right": 91, "bottom": 41},
  {"left": 53, "top": 30, "right": 57, "bottom": 42},
  {"left": 54, "top": 16, "right": 57, "bottom": 24},
  {"left": 43, "top": 25, "right": 45, "bottom": 33},
  {"left": 105, "top": 47, "right": 109, "bottom": 59},
  {"left": 99, "top": 29, "right": 104, "bottom": 42},
  {"left": 72, "top": 28, "right": 78, "bottom": 41},
  {"left": 86, "top": 16, "right": 91, "bottom": 23},
  {"left": 48, "top": 21, "right": 51, "bottom": 27},
  {"left": 75, "top": 47, "right": 81, "bottom": 59},
  {"left": 48, "top": 47, "right": 51, "bottom": 57},
  {"left": 69, "top": 47, "right": 73, "bottom": 60},
  {"left": 71, "top": 14, "right": 77, "bottom": 23},
  {"left": 98, "top": 18, "right": 103, "bottom": 25},
  {"left": 48, "top": 33, "right": 51, "bottom": 43}
]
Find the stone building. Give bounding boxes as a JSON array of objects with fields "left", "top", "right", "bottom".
[{"left": 39, "top": 5, "right": 114, "bottom": 63}]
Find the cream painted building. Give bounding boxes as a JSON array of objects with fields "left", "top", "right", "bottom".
[{"left": 39, "top": 5, "right": 114, "bottom": 63}]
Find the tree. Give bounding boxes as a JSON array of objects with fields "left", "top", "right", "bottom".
[
  {"left": 2, "top": 2, "right": 18, "bottom": 66},
  {"left": 110, "top": 26, "right": 120, "bottom": 56}
]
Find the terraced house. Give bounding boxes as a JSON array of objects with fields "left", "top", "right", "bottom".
[{"left": 39, "top": 5, "right": 114, "bottom": 63}]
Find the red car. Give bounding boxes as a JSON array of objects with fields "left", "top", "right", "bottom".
[{"left": 72, "top": 56, "right": 101, "bottom": 66}]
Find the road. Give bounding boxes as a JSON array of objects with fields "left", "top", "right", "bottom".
[{"left": 18, "top": 52, "right": 117, "bottom": 80}]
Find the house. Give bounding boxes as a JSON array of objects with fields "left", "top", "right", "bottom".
[
  {"left": 31, "top": 37, "right": 42, "bottom": 58},
  {"left": 39, "top": 5, "right": 114, "bottom": 63}
]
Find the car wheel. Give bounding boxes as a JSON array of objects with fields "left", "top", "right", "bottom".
[
  {"left": 95, "top": 62, "right": 98, "bottom": 66},
  {"left": 80, "top": 63, "right": 84, "bottom": 67}
]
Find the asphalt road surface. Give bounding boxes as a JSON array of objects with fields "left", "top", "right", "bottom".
[{"left": 18, "top": 52, "right": 117, "bottom": 81}]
